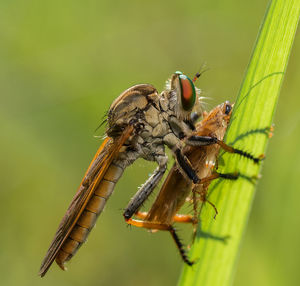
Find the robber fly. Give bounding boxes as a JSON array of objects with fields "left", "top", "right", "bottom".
[
  {"left": 127, "top": 101, "right": 263, "bottom": 264},
  {"left": 39, "top": 71, "right": 205, "bottom": 276}
]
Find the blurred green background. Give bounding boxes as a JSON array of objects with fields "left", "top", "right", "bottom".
[{"left": 0, "top": 0, "right": 299, "bottom": 285}]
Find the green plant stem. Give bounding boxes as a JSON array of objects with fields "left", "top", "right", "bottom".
[{"left": 178, "top": 0, "right": 300, "bottom": 285}]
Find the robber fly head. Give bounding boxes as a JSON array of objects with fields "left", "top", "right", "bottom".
[{"left": 165, "top": 71, "right": 201, "bottom": 120}]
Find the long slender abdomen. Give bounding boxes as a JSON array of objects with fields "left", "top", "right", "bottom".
[{"left": 55, "top": 162, "right": 124, "bottom": 269}]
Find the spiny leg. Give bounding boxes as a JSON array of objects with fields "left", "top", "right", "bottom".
[
  {"left": 125, "top": 218, "right": 193, "bottom": 266},
  {"left": 123, "top": 156, "right": 167, "bottom": 220},
  {"left": 185, "top": 135, "right": 264, "bottom": 163},
  {"left": 174, "top": 148, "right": 200, "bottom": 184},
  {"left": 169, "top": 227, "right": 194, "bottom": 266}
]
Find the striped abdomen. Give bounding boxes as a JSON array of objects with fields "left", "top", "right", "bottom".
[{"left": 55, "top": 162, "right": 124, "bottom": 269}]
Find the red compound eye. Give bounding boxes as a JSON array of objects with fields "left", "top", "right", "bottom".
[{"left": 178, "top": 74, "right": 196, "bottom": 111}]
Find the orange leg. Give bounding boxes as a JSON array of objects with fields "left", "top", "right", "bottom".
[
  {"left": 172, "top": 214, "right": 194, "bottom": 223},
  {"left": 126, "top": 218, "right": 171, "bottom": 231},
  {"left": 135, "top": 211, "right": 194, "bottom": 223},
  {"left": 125, "top": 217, "right": 193, "bottom": 266}
]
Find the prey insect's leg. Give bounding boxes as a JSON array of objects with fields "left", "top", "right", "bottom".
[
  {"left": 192, "top": 189, "right": 199, "bottom": 241},
  {"left": 205, "top": 200, "right": 218, "bottom": 218},
  {"left": 193, "top": 171, "right": 239, "bottom": 220},
  {"left": 193, "top": 185, "right": 218, "bottom": 220},
  {"left": 186, "top": 135, "right": 264, "bottom": 163},
  {"left": 123, "top": 156, "right": 168, "bottom": 220},
  {"left": 188, "top": 172, "right": 237, "bottom": 243},
  {"left": 126, "top": 218, "right": 193, "bottom": 266}
]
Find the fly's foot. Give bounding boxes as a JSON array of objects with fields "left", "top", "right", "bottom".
[{"left": 268, "top": 125, "right": 275, "bottom": 138}]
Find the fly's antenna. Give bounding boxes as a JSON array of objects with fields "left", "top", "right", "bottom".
[
  {"left": 94, "top": 112, "right": 109, "bottom": 139},
  {"left": 192, "top": 63, "right": 210, "bottom": 83},
  {"left": 192, "top": 72, "right": 201, "bottom": 83}
]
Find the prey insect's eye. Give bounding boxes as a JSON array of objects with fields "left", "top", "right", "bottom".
[
  {"left": 178, "top": 74, "right": 196, "bottom": 111},
  {"left": 225, "top": 103, "right": 232, "bottom": 115}
]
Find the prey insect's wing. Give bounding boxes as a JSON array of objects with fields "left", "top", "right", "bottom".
[
  {"left": 39, "top": 125, "right": 133, "bottom": 277},
  {"left": 146, "top": 164, "right": 190, "bottom": 224}
]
